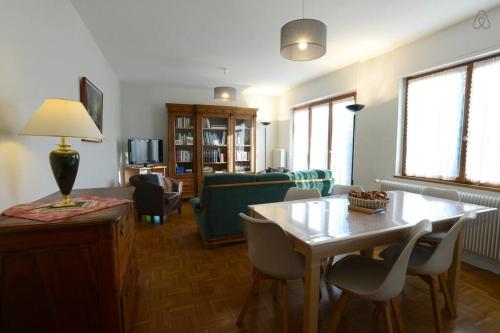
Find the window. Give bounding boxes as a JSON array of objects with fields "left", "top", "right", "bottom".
[
  {"left": 403, "top": 54, "right": 500, "bottom": 188},
  {"left": 292, "top": 93, "right": 356, "bottom": 185}
]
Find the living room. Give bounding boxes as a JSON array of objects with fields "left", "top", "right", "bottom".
[{"left": 1, "top": 0, "right": 500, "bottom": 332}]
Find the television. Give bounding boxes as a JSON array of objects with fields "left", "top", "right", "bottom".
[{"left": 128, "top": 139, "right": 163, "bottom": 166}]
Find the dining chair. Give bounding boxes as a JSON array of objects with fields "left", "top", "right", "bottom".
[
  {"left": 379, "top": 211, "right": 476, "bottom": 333},
  {"left": 237, "top": 213, "right": 305, "bottom": 333},
  {"left": 325, "top": 219, "right": 432, "bottom": 333},
  {"left": 332, "top": 184, "right": 365, "bottom": 195},
  {"left": 283, "top": 187, "right": 321, "bottom": 201},
  {"left": 420, "top": 187, "right": 460, "bottom": 243}
]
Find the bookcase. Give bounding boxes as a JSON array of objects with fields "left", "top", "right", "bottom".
[{"left": 166, "top": 103, "right": 257, "bottom": 196}]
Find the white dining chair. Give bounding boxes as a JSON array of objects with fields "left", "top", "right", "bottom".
[
  {"left": 379, "top": 211, "right": 476, "bottom": 333},
  {"left": 332, "top": 184, "right": 365, "bottom": 195},
  {"left": 283, "top": 187, "right": 321, "bottom": 201},
  {"left": 237, "top": 213, "right": 306, "bottom": 333},
  {"left": 420, "top": 186, "right": 460, "bottom": 242},
  {"left": 325, "top": 219, "right": 432, "bottom": 333}
]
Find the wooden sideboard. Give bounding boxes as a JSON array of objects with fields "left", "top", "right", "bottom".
[
  {"left": 123, "top": 164, "right": 168, "bottom": 185},
  {"left": 0, "top": 187, "right": 137, "bottom": 333}
]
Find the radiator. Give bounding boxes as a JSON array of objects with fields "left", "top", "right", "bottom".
[{"left": 379, "top": 180, "right": 500, "bottom": 261}]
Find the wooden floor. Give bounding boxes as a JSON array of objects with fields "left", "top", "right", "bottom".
[{"left": 132, "top": 203, "right": 500, "bottom": 333}]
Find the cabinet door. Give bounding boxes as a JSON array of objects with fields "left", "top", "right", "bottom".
[
  {"left": 172, "top": 114, "right": 196, "bottom": 177},
  {"left": 0, "top": 244, "right": 101, "bottom": 333},
  {"left": 233, "top": 116, "right": 255, "bottom": 173},
  {"left": 200, "top": 115, "right": 230, "bottom": 174}
]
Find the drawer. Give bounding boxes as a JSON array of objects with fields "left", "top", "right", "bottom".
[
  {"left": 121, "top": 255, "right": 138, "bottom": 333},
  {"left": 180, "top": 178, "right": 196, "bottom": 198},
  {"left": 117, "top": 205, "right": 135, "bottom": 286}
]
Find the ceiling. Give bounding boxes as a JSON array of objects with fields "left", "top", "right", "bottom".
[{"left": 71, "top": 0, "right": 500, "bottom": 95}]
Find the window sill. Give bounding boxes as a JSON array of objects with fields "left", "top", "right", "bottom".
[{"left": 393, "top": 175, "right": 500, "bottom": 193}]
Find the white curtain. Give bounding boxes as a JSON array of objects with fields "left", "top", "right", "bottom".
[
  {"left": 405, "top": 67, "right": 467, "bottom": 180},
  {"left": 292, "top": 109, "right": 309, "bottom": 170},
  {"left": 465, "top": 57, "right": 500, "bottom": 185},
  {"left": 309, "top": 103, "right": 329, "bottom": 169},
  {"left": 330, "top": 97, "right": 355, "bottom": 185}
]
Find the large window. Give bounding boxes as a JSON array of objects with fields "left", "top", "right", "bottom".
[
  {"left": 292, "top": 93, "right": 356, "bottom": 185},
  {"left": 403, "top": 54, "right": 500, "bottom": 188}
]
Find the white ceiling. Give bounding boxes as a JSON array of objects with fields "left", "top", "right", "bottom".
[{"left": 71, "top": 0, "right": 500, "bottom": 95}]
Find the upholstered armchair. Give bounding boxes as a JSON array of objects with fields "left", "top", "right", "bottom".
[{"left": 129, "top": 174, "right": 183, "bottom": 223}]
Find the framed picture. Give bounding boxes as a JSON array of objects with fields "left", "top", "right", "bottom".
[{"left": 80, "top": 76, "right": 103, "bottom": 142}]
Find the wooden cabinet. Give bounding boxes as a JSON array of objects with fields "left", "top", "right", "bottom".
[
  {"left": 0, "top": 187, "right": 137, "bottom": 333},
  {"left": 166, "top": 103, "right": 257, "bottom": 194},
  {"left": 123, "top": 165, "right": 167, "bottom": 185}
]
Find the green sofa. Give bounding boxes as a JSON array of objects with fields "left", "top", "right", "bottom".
[{"left": 188, "top": 170, "right": 334, "bottom": 247}]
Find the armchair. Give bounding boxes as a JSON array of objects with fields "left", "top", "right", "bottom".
[{"left": 129, "top": 174, "right": 183, "bottom": 223}]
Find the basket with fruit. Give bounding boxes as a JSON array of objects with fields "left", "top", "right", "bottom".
[{"left": 347, "top": 191, "right": 389, "bottom": 210}]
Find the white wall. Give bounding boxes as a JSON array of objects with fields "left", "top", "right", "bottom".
[
  {"left": 120, "top": 82, "right": 279, "bottom": 171},
  {"left": 280, "top": 6, "right": 500, "bottom": 195},
  {"left": 0, "top": 0, "right": 121, "bottom": 211}
]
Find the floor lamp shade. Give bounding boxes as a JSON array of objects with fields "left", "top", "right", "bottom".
[
  {"left": 19, "top": 98, "right": 104, "bottom": 207},
  {"left": 280, "top": 19, "right": 327, "bottom": 61}
]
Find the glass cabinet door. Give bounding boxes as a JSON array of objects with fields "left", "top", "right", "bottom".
[
  {"left": 173, "top": 115, "right": 195, "bottom": 176},
  {"left": 202, "top": 116, "right": 229, "bottom": 174},
  {"left": 234, "top": 118, "right": 254, "bottom": 173}
]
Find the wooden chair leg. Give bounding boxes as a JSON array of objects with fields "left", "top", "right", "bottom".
[
  {"left": 327, "top": 291, "right": 351, "bottom": 333},
  {"left": 438, "top": 273, "right": 457, "bottom": 319},
  {"left": 429, "top": 276, "right": 443, "bottom": 333},
  {"left": 236, "top": 271, "right": 260, "bottom": 327},
  {"left": 282, "top": 280, "right": 289, "bottom": 333},
  {"left": 382, "top": 301, "right": 394, "bottom": 333},
  {"left": 390, "top": 297, "right": 405, "bottom": 333},
  {"left": 360, "top": 248, "right": 375, "bottom": 258},
  {"left": 372, "top": 302, "right": 382, "bottom": 320}
]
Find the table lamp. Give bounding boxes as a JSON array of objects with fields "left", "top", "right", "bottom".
[{"left": 18, "top": 98, "right": 104, "bottom": 207}]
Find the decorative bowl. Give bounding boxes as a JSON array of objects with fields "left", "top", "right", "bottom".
[{"left": 347, "top": 196, "right": 389, "bottom": 210}]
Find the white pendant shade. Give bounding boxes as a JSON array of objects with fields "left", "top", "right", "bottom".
[
  {"left": 214, "top": 86, "right": 236, "bottom": 101},
  {"left": 18, "top": 98, "right": 104, "bottom": 140},
  {"left": 280, "top": 19, "right": 327, "bottom": 61}
]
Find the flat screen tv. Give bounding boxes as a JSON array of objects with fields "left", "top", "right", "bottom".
[{"left": 128, "top": 139, "right": 163, "bottom": 166}]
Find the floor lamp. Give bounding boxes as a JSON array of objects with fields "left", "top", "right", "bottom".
[{"left": 261, "top": 121, "right": 271, "bottom": 170}]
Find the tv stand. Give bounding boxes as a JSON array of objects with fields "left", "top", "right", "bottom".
[{"left": 123, "top": 164, "right": 167, "bottom": 185}]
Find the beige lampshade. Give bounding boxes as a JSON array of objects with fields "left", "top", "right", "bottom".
[{"left": 19, "top": 98, "right": 104, "bottom": 140}]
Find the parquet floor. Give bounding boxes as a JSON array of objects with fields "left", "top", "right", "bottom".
[{"left": 132, "top": 203, "right": 500, "bottom": 333}]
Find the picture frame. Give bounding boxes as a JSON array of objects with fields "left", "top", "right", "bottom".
[{"left": 80, "top": 76, "right": 103, "bottom": 142}]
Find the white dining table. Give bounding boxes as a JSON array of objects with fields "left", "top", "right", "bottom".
[{"left": 248, "top": 190, "right": 497, "bottom": 333}]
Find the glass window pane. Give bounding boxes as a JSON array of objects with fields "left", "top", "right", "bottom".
[
  {"left": 331, "top": 97, "right": 355, "bottom": 185},
  {"left": 465, "top": 57, "right": 500, "bottom": 185},
  {"left": 309, "top": 104, "right": 329, "bottom": 169},
  {"left": 405, "top": 67, "right": 467, "bottom": 180},
  {"left": 293, "top": 109, "right": 309, "bottom": 170}
]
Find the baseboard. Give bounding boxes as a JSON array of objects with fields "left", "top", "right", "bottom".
[{"left": 463, "top": 250, "right": 500, "bottom": 275}]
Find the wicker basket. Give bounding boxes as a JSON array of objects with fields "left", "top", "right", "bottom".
[{"left": 347, "top": 196, "right": 389, "bottom": 210}]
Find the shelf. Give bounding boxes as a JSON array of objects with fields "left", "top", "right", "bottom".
[
  {"left": 175, "top": 144, "right": 194, "bottom": 147},
  {"left": 203, "top": 162, "right": 227, "bottom": 165},
  {"left": 235, "top": 160, "right": 251, "bottom": 162},
  {"left": 175, "top": 127, "right": 194, "bottom": 130},
  {"left": 236, "top": 145, "right": 251, "bottom": 147},
  {"left": 203, "top": 145, "right": 227, "bottom": 147},
  {"left": 176, "top": 161, "right": 193, "bottom": 163},
  {"left": 203, "top": 128, "right": 227, "bottom": 130}
]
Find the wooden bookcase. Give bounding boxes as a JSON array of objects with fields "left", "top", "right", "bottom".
[{"left": 166, "top": 103, "right": 257, "bottom": 196}]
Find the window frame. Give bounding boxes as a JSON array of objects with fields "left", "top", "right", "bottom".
[
  {"left": 401, "top": 51, "right": 500, "bottom": 191},
  {"left": 292, "top": 92, "right": 356, "bottom": 183}
]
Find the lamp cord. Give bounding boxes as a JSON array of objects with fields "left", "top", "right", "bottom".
[{"left": 302, "top": 0, "right": 305, "bottom": 18}]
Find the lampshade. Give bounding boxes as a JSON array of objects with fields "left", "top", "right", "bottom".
[
  {"left": 280, "top": 19, "right": 327, "bottom": 61},
  {"left": 214, "top": 86, "right": 236, "bottom": 101},
  {"left": 346, "top": 103, "right": 365, "bottom": 112},
  {"left": 19, "top": 98, "right": 104, "bottom": 140}
]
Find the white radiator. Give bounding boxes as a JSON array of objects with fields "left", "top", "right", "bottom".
[{"left": 379, "top": 180, "right": 500, "bottom": 263}]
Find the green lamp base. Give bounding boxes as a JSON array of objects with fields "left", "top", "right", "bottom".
[{"left": 49, "top": 137, "right": 80, "bottom": 207}]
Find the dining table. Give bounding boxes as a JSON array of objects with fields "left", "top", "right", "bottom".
[{"left": 248, "top": 190, "right": 497, "bottom": 333}]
